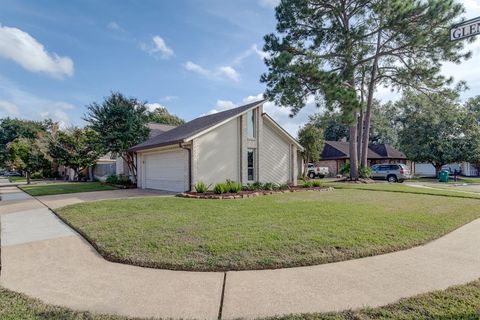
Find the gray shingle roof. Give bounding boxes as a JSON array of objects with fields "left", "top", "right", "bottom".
[
  {"left": 130, "top": 100, "right": 264, "bottom": 151},
  {"left": 147, "top": 123, "right": 177, "bottom": 138},
  {"left": 320, "top": 141, "right": 406, "bottom": 160}
]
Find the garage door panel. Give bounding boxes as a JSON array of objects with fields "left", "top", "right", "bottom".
[{"left": 143, "top": 149, "right": 187, "bottom": 192}]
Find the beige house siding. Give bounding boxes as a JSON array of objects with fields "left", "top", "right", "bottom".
[
  {"left": 259, "top": 121, "right": 291, "bottom": 184},
  {"left": 192, "top": 117, "right": 240, "bottom": 187}
]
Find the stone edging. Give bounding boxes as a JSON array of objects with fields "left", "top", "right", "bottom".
[{"left": 178, "top": 186, "right": 334, "bottom": 199}]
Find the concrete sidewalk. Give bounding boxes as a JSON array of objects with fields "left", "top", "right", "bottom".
[{"left": 1, "top": 185, "right": 480, "bottom": 320}]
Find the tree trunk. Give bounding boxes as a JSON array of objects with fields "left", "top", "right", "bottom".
[
  {"left": 357, "top": 111, "right": 364, "bottom": 163},
  {"left": 349, "top": 122, "right": 359, "bottom": 180},
  {"left": 26, "top": 171, "right": 31, "bottom": 185},
  {"left": 361, "top": 25, "right": 382, "bottom": 168},
  {"left": 122, "top": 152, "right": 137, "bottom": 184},
  {"left": 434, "top": 164, "right": 443, "bottom": 177}
]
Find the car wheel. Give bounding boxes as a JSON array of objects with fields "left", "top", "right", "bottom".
[
  {"left": 308, "top": 172, "right": 316, "bottom": 179},
  {"left": 387, "top": 175, "right": 398, "bottom": 183},
  {"left": 319, "top": 175, "right": 325, "bottom": 179}
]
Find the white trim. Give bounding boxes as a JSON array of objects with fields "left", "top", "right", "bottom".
[
  {"left": 262, "top": 114, "right": 304, "bottom": 151},
  {"left": 184, "top": 101, "right": 264, "bottom": 142}
]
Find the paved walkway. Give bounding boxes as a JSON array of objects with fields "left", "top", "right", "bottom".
[{"left": 1, "top": 185, "right": 480, "bottom": 320}]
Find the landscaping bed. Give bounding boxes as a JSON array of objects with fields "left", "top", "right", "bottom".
[
  {"left": 180, "top": 186, "right": 333, "bottom": 199},
  {"left": 55, "top": 185, "right": 480, "bottom": 271}
]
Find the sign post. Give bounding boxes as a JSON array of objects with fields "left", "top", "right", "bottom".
[{"left": 450, "top": 17, "right": 480, "bottom": 41}]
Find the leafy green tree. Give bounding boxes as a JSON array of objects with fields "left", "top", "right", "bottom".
[
  {"left": 357, "top": 1, "right": 468, "bottom": 168},
  {"left": 309, "top": 112, "right": 350, "bottom": 142},
  {"left": 7, "top": 137, "right": 51, "bottom": 184},
  {"left": 298, "top": 124, "right": 324, "bottom": 178},
  {"left": 397, "top": 91, "right": 480, "bottom": 176},
  {"left": 0, "top": 118, "right": 52, "bottom": 168},
  {"left": 262, "top": 0, "right": 468, "bottom": 179},
  {"left": 308, "top": 101, "right": 400, "bottom": 147},
  {"left": 84, "top": 92, "right": 150, "bottom": 183},
  {"left": 368, "top": 101, "right": 401, "bottom": 147},
  {"left": 49, "top": 127, "right": 104, "bottom": 181},
  {"left": 148, "top": 107, "right": 185, "bottom": 125}
]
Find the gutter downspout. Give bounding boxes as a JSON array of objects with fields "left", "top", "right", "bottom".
[{"left": 179, "top": 142, "right": 192, "bottom": 192}]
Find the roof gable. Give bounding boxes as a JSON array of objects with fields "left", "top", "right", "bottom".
[
  {"left": 320, "top": 141, "right": 406, "bottom": 160},
  {"left": 130, "top": 100, "right": 264, "bottom": 151}
]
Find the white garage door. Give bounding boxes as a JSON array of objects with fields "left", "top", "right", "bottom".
[{"left": 143, "top": 149, "right": 187, "bottom": 192}]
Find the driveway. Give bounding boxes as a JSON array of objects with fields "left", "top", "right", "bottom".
[{"left": 36, "top": 188, "right": 175, "bottom": 209}]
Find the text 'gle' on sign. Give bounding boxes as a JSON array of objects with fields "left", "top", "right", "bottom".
[{"left": 450, "top": 17, "right": 480, "bottom": 41}]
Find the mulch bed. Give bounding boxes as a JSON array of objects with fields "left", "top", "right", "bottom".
[{"left": 178, "top": 186, "right": 334, "bottom": 199}]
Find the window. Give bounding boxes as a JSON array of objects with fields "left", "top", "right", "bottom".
[
  {"left": 247, "top": 149, "right": 255, "bottom": 181},
  {"left": 247, "top": 110, "right": 255, "bottom": 138}
]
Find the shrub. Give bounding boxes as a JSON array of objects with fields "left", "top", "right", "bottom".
[
  {"left": 213, "top": 183, "right": 228, "bottom": 194},
  {"left": 226, "top": 180, "right": 242, "bottom": 193},
  {"left": 194, "top": 181, "right": 208, "bottom": 193},
  {"left": 252, "top": 182, "right": 263, "bottom": 190},
  {"left": 106, "top": 174, "right": 131, "bottom": 186},
  {"left": 262, "top": 182, "right": 274, "bottom": 190},
  {"left": 359, "top": 166, "right": 373, "bottom": 178},
  {"left": 303, "top": 180, "right": 313, "bottom": 188},
  {"left": 311, "top": 180, "right": 322, "bottom": 187},
  {"left": 339, "top": 162, "right": 350, "bottom": 176},
  {"left": 278, "top": 183, "right": 289, "bottom": 190},
  {"left": 106, "top": 175, "right": 118, "bottom": 184},
  {"left": 31, "top": 172, "right": 43, "bottom": 179}
]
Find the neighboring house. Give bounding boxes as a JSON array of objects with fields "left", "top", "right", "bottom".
[
  {"left": 318, "top": 141, "right": 414, "bottom": 177},
  {"left": 414, "top": 162, "right": 478, "bottom": 177},
  {"left": 59, "top": 123, "right": 177, "bottom": 181},
  {"left": 129, "top": 100, "right": 303, "bottom": 192}
]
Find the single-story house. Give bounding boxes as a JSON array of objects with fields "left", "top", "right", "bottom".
[
  {"left": 129, "top": 100, "right": 303, "bottom": 192},
  {"left": 414, "top": 162, "right": 478, "bottom": 177},
  {"left": 59, "top": 123, "right": 177, "bottom": 181},
  {"left": 318, "top": 141, "right": 414, "bottom": 177}
]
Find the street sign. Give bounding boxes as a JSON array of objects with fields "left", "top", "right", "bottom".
[{"left": 450, "top": 17, "right": 480, "bottom": 41}]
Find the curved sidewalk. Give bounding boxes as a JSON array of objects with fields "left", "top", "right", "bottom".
[{"left": 1, "top": 185, "right": 480, "bottom": 320}]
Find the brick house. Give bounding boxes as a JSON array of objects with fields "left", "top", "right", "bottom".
[{"left": 318, "top": 141, "right": 414, "bottom": 177}]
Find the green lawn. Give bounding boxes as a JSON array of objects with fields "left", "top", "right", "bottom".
[
  {"left": 2, "top": 280, "right": 480, "bottom": 320},
  {"left": 410, "top": 176, "right": 480, "bottom": 184},
  {"left": 326, "top": 182, "right": 480, "bottom": 198},
  {"left": 7, "top": 176, "right": 26, "bottom": 183},
  {"left": 21, "top": 182, "right": 116, "bottom": 196},
  {"left": 56, "top": 186, "right": 480, "bottom": 271}
]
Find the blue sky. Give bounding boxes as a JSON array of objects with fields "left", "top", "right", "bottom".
[{"left": 1, "top": 0, "right": 480, "bottom": 136}]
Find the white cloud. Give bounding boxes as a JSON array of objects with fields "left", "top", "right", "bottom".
[
  {"left": 233, "top": 44, "right": 269, "bottom": 65},
  {"left": 0, "top": 75, "right": 75, "bottom": 127},
  {"left": 205, "top": 99, "right": 238, "bottom": 115},
  {"left": 141, "top": 35, "right": 174, "bottom": 59},
  {"left": 0, "top": 24, "right": 74, "bottom": 79},
  {"left": 162, "top": 95, "right": 178, "bottom": 102},
  {"left": 219, "top": 66, "right": 240, "bottom": 82},
  {"left": 184, "top": 61, "right": 240, "bottom": 82},
  {"left": 107, "top": 21, "right": 125, "bottom": 32},
  {"left": 258, "top": 0, "right": 280, "bottom": 8},
  {"left": 145, "top": 102, "right": 167, "bottom": 112},
  {"left": 0, "top": 100, "right": 19, "bottom": 116}
]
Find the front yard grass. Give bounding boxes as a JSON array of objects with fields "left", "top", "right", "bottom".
[
  {"left": 21, "top": 182, "right": 116, "bottom": 197},
  {"left": 2, "top": 279, "right": 480, "bottom": 319},
  {"left": 56, "top": 186, "right": 480, "bottom": 271}
]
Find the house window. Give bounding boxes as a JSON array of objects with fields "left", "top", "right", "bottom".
[
  {"left": 247, "top": 110, "right": 255, "bottom": 139},
  {"left": 247, "top": 149, "right": 255, "bottom": 181}
]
